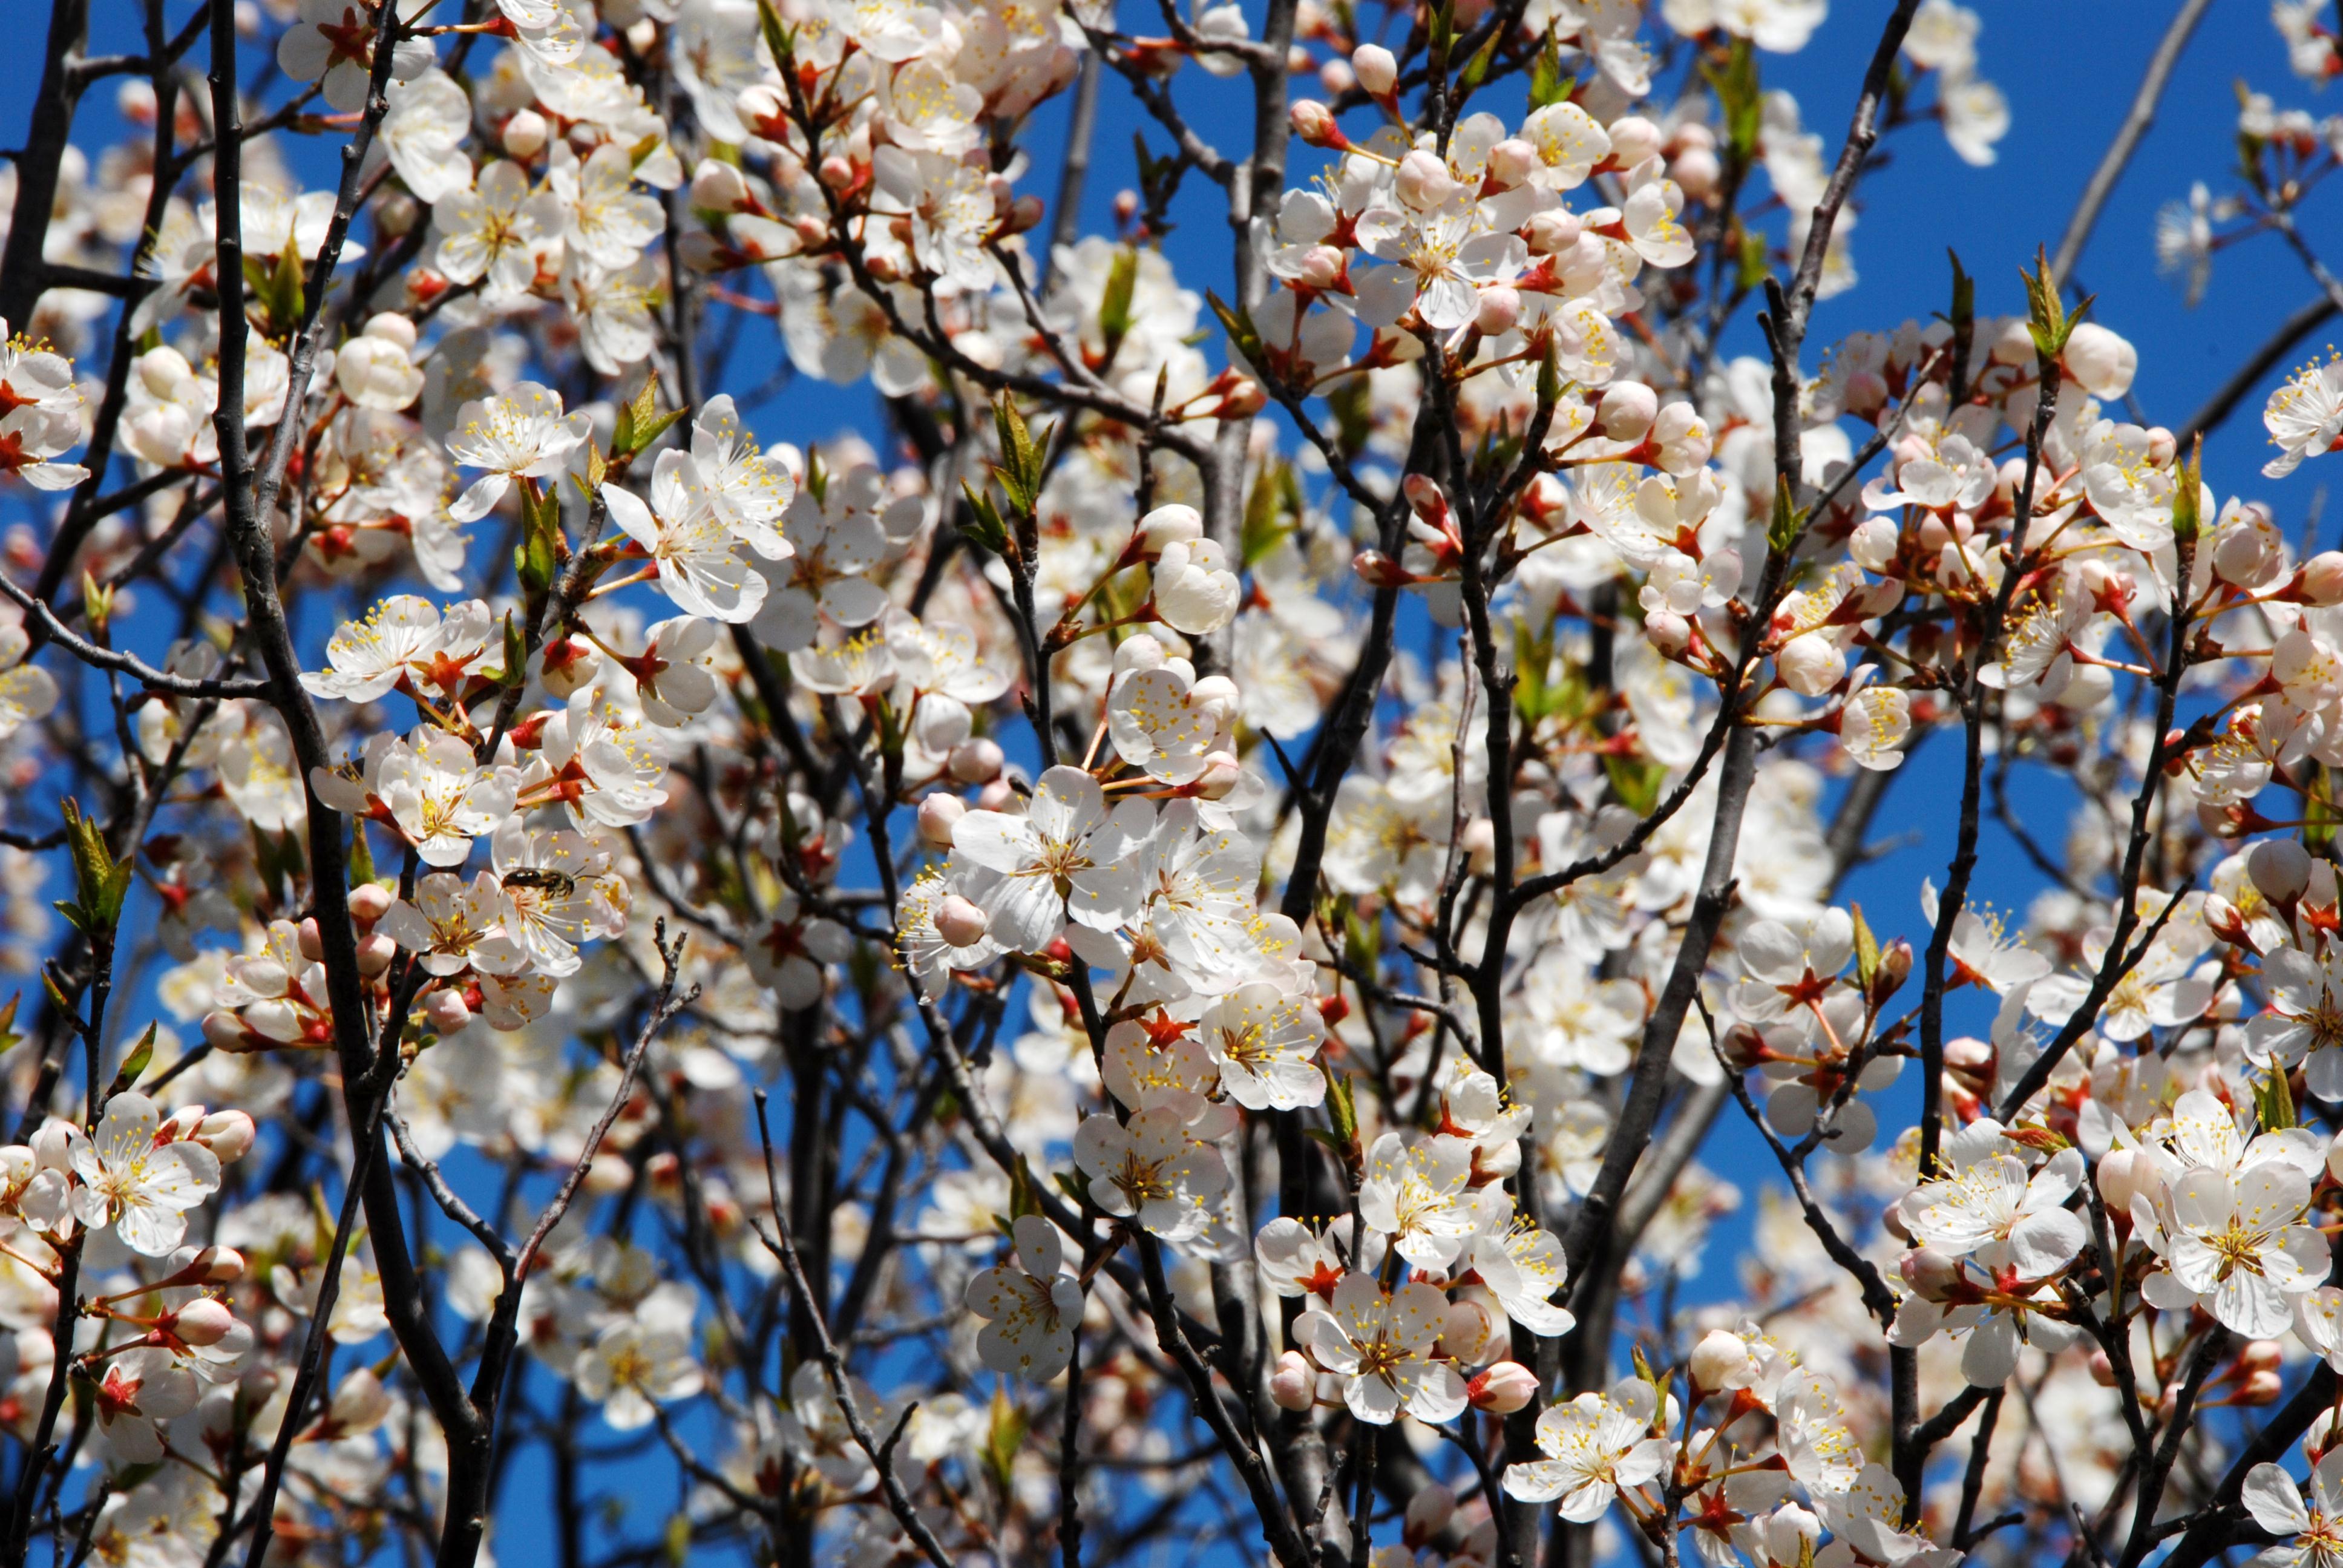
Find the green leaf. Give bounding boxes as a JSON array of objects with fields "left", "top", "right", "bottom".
[
  {"left": 2257, "top": 1061, "right": 2298, "bottom": 1133},
  {"left": 349, "top": 816, "right": 378, "bottom": 888},
  {"left": 983, "top": 1391, "right": 1026, "bottom": 1491},
  {"left": 1241, "top": 461, "right": 1298, "bottom": 568},
  {"left": 1850, "top": 903, "right": 1881, "bottom": 992},
  {"left": 1098, "top": 246, "right": 1138, "bottom": 366},
  {"left": 1458, "top": 23, "right": 1501, "bottom": 90},
  {"left": 1008, "top": 1154, "right": 1041, "bottom": 1219},
  {"left": 1527, "top": 28, "right": 1574, "bottom": 110},
  {"left": 1766, "top": 474, "right": 1804, "bottom": 557},
  {"left": 957, "top": 480, "right": 1009, "bottom": 554},
  {"left": 1702, "top": 38, "right": 1761, "bottom": 165},
  {"left": 2019, "top": 244, "right": 2088, "bottom": 358},
  {"left": 1603, "top": 753, "right": 1665, "bottom": 816},
  {"left": 1204, "top": 289, "right": 1263, "bottom": 369},
  {"left": 0, "top": 995, "right": 21, "bottom": 1058},
  {"left": 107, "top": 1023, "right": 157, "bottom": 1100},
  {"left": 989, "top": 394, "right": 1047, "bottom": 517},
  {"left": 2171, "top": 435, "right": 2203, "bottom": 545},
  {"left": 755, "top": 0, "right": 796, "bottom": 64},
  {"left": 59, "top": 799, "right": 131, "bottom": 934}
]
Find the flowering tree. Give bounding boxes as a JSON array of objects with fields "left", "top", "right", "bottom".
[{"left": 7, "top": 0, "right": 2343, "bottom": 1564}]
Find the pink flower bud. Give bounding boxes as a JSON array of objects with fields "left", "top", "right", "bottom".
[
  {"left": 2238, "top": 1370, "right": 2284, "bottom": 1405},
  {"left": 1849, "top": 517, "right": 1901, "bottom": 574},
  {"left": 2250, "top": 836, "right": 2313, "bottom": 903},
  {"left": 1299, "top": 244, "right": 1345, "bottom": 289},
  {"left": 1487, "top": 138, "right": 1538, "bottom": 188},
  {"left": 1525, "top": 209, "right": 1582, "bottom": 254},
  {"left": 948, "top": 737, "right": 1004, "bottom": 784},
  {"left": 425, "top": 989, "right": 471, "bottom": 1034},
  {"left": 1317, "top": 58, "right": 1355, "bottom": 95},
  {"left": 1468, "top": 1360, "right": 1538, "bottom": 1414},
  {"left": 1689, "top": 1328, "right": 1750, "bottom": 1392},
  {"left": 1351, "top": 43, "right": 1396, "bottom": 96},
  {"left": 1195, "top": 752, "right": 1244, "bottom": 799},
  {"left": 362, "top": 312, "right": 417, "bottom": 352},
  {"left": 197, "top": 1110, "right": 256, "bottom": 1163},
  {"left": 818, "top": 156, "right": 856, "bottom": 189},
  {"left": 502, "top": 110, "right": 548, "bottom": 158},
  {"left": 2088, "top": 1350, "right": 2117, "bottom": 1386},
  {"left": 2097, "top": 1147, "right": 2149, "bottom": 1212},
  {"left": 1671, "top": 144, "right": 1721, "bottom": 202},
  {"left": 1394, "top": 148, "right": 1458, "bottom": 208},
  {"left": 1404, "top": 1484, "right": 1456, "bottom": 1547},
  {"left": 1605, "top": 115, "right": 1663, "bottom": 166},
  {"left": 357, "top": 933, "right": 396, "bottom": 978},
  {"left": 690, "top": 158, "right": 751, "bottom": 212},
  {"left": 1598, "top": 381, "right": 1658, "bottom": 442},
  {"left": 169, "top": 1298, "right": 237, "bottom": 1347},
  {"left": 1898, "top": 1247, "right": 1963, "bottom": 1302},
  {"left": 2241, "top": 1339, "right": 2285, "bottom": 1373},
  {"left": 1269, "top": 1350, "right": 1314, "bottom": 1410},
  {"left": 1642, "top": 609, "right": 1690, "bottom": 654},
  {"left": 2304, "top": 551, "right": 2343, "bottom": 606},
  {"left": 935, "top": 895, "right": 990, "bottom": 948},
  {"left": 1473, "top": 285, "right": 1521, "bottom": 336},
  {"left": 1461, "top": 816, "right": 1495, "bottom": 876},
  {"left": 1941, "top": 1037, "right": 1994, "bottom": 1074},
  {"left": 196, "top": 1245, "right": 246, "bottom": 1283},
  {"left": 1005, "top": 194, "right": 1045, "bottom": 234},
  {"left": 1290, "top": 100, "right": 1346, "bottom": 149},
  {"left": 202, "top": 1010, "right": 255, "bottom": 1052},
  {"left": 978, "top": 778, "right": 1016, "bottom": 811},
  {"left": 298, "top": 918, "right": 325, "bottom": 962},
  {"left": 1138, "top": 503, "right": 1204, "bottom": 551},
  {"left": 918, "top": 793, "right": 966, "bottom": 848},
  {"left": 348, "top": 882, "right": 394, "bottom": 925}
]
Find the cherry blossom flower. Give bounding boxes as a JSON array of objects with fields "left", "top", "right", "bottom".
[
  {"left": 965, "top": 1215, "right": 1083, "bottom": 1380},
  {"left": 70, "top": 1094, "right": 223, "bottom": 1257},
  {"left": 443, "top": 384, "right": 592, "bottom": 524},
  {"left": 1299, "top": 1273, "right": 1466, "bottom": 1425},
  {"left": 947, "top": 766, "right": 1154, "bottom": 951},
  {"left": 2247, "top": 1454, "right": 2343, "bottom": 1568},
  {"left": 1501, "top": 1380, "right": 1672, "bottom": 1521}
]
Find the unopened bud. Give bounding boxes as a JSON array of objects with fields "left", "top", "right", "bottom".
[
  {"left": 1138, "top": 503, "right": 1204, "bottom": 552},
  {"left": 1690, "top": 1328, "right": 1750, "bottom": 1392},
  {"left": 297, "top": 918, "right": 325, "bottom": 962},
  {"left": 362, "top": 312, "right": 416, "bottom": 352},
  {"left": 348, "top": 882, "right": 394, "bottom": 925},
  {"left": 1598, "top": 381, "right": 1659, "bottom": 442},
  {"left": 1605, "top": 115, "right": 1663, "bottom": 167},
  {"left": 1942, "top": 1037, "right": 1994, "bottom": 1074},
  {"left": 2240, "top": 1339, "right": 2285, "bottom": 1374},
  {"left": 690, "top": 158, "right": 751, "bottom": 212},
  {"left": 934, "top": 895, "right": 990, "bottom": 948},
  {"left": 2251, "top": 836, "right": 2315, "bottom": 904},
  {"left": 2238, "top": 1369, "right": 2284, "bottom": 1405},
  {"left": 1898, "top": 1247, "right": 1963, "bottom": 1302},
  {"left": 1643, "top": 608, "right": 1691, "bottom": 654},
  {"left": 425, "top": 989, "right": 471, "bottom": 1033},
  {"left": 1290, "top": 100, "right": 1346, "bottom": 149},
  {"left": 202, "top": 1010, "right": 254, "bottom": 1052},
  {"left": 356, "top": 932, "right": 396, "bottom": 978},
  {"left": 2098, "top": 1147, "right": 2148, "bottom": 1211},
  {"left": 1461, "top": 816, "right": 1496, "bottom": 876},
  {"left": 1525, "top": 209, "right": 1583, "bottom": 254},
  {"left": 1404, "top": 1484, "right": 1456, "bottom": 1548},
  {"left": 501, "top": 110, "right": 548, "bottom": 159},
  {"left": 1352, "top": 43, "right": 1396, "bottom": 97},
  {"left": 196, "top": 1110, "right": 256, "bottom": 1163},
  {"left": 1195, "top": 752, "right": 1244, "bottom": 799},
  {"left": 1473, "top": 285, "right": 1521, "bottom": 336},
  {"left": 918, "top": 793, "right": 966, "bottom": 848},
  {"left": 1468, "top": 1360, "right": 1538, "bottom": 1414},
  {"left": 1394, "top": 148, "right": 1458, "bottom": 207},
  {"left": 1487, "top": 139, "right": 1538, "bottom": 188},
  {"left": 2302, "top": 551, "right": 2343, "bottom": 606},
  {"left": 818, "top": 156, "right": 856, "bottom": 190},
  {"left": 948, "top": 737, "right": 1003, "bottom": 784},
  {"left": 1318, "top": 58, "right": 1355, "bottom": 95},
  {"left": 2088, "top": 1350, "right": 2117, "bottom": 1386},
  {"left": 1269, "top": 1350, "right": 1314, "bottom": 1410},
  {"left": 169, "top": 1298, "right": 237, "bottom": 1347}
]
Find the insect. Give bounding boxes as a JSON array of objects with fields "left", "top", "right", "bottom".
[{"left": 502, "top": 867, "right": 578, "bottom": 899}]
